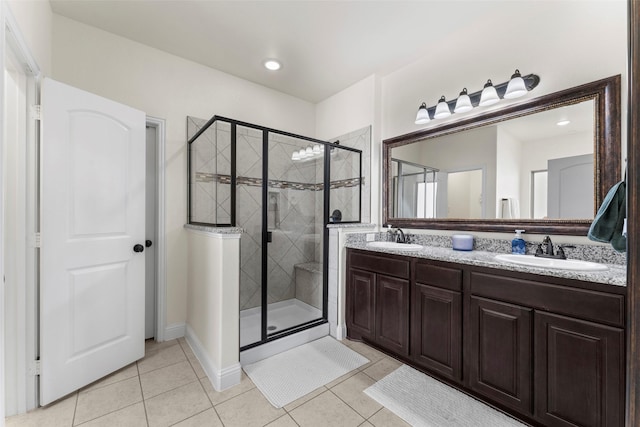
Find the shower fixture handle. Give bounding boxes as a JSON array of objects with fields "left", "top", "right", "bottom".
[{"left": 133, "top": 244, "right": 144, "bottom": 253}]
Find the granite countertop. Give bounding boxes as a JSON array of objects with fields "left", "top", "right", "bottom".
[
  {"left": 346, "top": 241, "right": 626, "bottom": 287},
  {"left": 184, "top": 224, "right": 244, "bottom": 234}
]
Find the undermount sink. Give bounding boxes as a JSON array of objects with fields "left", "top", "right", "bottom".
[
  {"left": 366, "top": 241, "right": 423, "bottom": 251},
  {"left": 494, "top": 254, "right": 608, "bottom": 272}
]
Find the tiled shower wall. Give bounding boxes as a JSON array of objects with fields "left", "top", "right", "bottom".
[
  {"left": 188, "top": 118, "right": 371, "bottom": 311},
  {"left": 188, "top": 117, "right": 323, "bottom": 310}
]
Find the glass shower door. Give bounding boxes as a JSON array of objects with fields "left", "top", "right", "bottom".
[{"left": 265, "top": 133, "right": 325, "bottom": 337}]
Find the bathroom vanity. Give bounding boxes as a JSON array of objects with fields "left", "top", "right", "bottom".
[{"left": 345, "top": 246, "right": 625, "bottom": 427}]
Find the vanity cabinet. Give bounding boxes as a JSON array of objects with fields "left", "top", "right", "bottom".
[
  {"left": 534, "top": 312, "right": 623, "bottom": 427},
  {"left": 345, "top": 248, "right": 626, "bottom": 427},
  {"left": 411, "top": 262, "right": 463, "bottom": 382},
  {"left": 466, "top": 296, "right": 532, "bottom": 415},
  {"left": 346, "top": 250, "right": 410, "bottom": 356}
]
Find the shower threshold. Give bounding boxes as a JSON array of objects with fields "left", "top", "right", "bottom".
[{"left": 240, "top": 298, "right": 322, "bottom": 348}]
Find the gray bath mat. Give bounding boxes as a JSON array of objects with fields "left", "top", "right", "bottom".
[
  {"left": 243, "top": 336, "right": 368, "bottom": 408},
  {"left": 364, "top": 364, "right": 527, "bottom": 427}
]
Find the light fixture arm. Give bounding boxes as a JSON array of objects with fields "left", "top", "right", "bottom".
[{"left": 418, "top": 73, "right": 540, "bottom": 120}]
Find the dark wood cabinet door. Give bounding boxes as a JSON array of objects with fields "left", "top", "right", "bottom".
[
  {"left": 346, "top": 268, "right": 376, "bottom": 340},
  {"left": 375, "top": 274, "right": 410, "bottom": 356},
  {"left": 411, "top": 282, "right": 462, "bottom": 381},
  {"left": 534, "top": 312, "right": 624, "bottom": 427},
  {"left": 467, "top": 296, "right": 532, "bottom": 415}
]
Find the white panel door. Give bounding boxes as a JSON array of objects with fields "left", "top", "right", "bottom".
[
  {"left": 547, "top": 153, "right": 594, "bottom": 219},
  {"left": 40, "top": 78, "right": 146, "bottom": 405}
]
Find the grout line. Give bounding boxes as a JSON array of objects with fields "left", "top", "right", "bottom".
[
  {"left": 136, "top": 362, "right": 151, "bottom": 427},
  {"left": 70, "top": 392, "right": 79, "bottom": 427}
]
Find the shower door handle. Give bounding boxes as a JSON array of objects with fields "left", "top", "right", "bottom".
[{"left": 267, "top": 231, "right": 273, "bottom": 243}]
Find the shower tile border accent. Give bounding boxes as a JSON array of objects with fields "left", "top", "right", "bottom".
[{"left": 197, "top": 172, "right": 363, "bottom": 191}]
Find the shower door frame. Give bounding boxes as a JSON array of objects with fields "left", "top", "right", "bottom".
[{"left": 187, "top": 116, "right": 363, "bottom": 351}]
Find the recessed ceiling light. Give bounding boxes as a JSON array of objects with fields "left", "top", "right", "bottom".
[
  {"left": 557, "top": 120, "right": 571, "bottom": 126},
  {"left": 263, "top": 59, "right": 281, "bottom": 71}
]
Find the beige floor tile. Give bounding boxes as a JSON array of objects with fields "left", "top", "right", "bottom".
[
  {"left": 76, "top": 402, "right": 147, "bottom": 427},
  {"left": 359, "top": 422, "right": 374, "bottom": 427},
  {"left": 188, "top": 357, "right": 208, "bottom": 379},
  {"left": 6, "top": 393, "right": 77, "bottom": 427},
  {"left": 202, "top": 372, "right": 255, "bottom": 406},
  {"left": 171, "top": 408, "right": 222, "bottom": 427},
  {"left": 80, "top": 363, "right": 139, "bottom": 394},
  {"left": 137, "top": 344, "right": 187, "bottom": 375},
  {"left": 343, "top": 341, "right": 386, "bottom": 369},
  {"left": 324, "top": 369, "right": 359, "bottom": 389},
  {"left": 145, "top": 339, "right": 179, "bottom": 353},
  {"left": 140, "top": 361, "right": 197, "bottom": 399},
  {"left": 330, "top": 372, "right": 381, "bottom": 418},
  {"left": 368, "top": 407, "right": 411, "bottom": 427},
  {"left": 178, "top": 339, "right": 196, "bottom": 360},
  {"left": 282, "top": 386, "right": 326, "bottom": 412},
  {"left": 266, "top": 414, "right": 298, "bottom": 426},
  {"left": 74, "top": 377, "right": 142, "bottom": 425},
  {"left": 362, "top": 357, "right": 402, "bottom": 381},
  {"left": 215, "top": 388, "right": 285, "bottom": 427},
  {"left": 145, "top": 381, "right": 211, "bottom": 427},
  {"left": 289, "top": 390, "right": 365, "bottom": 427}
]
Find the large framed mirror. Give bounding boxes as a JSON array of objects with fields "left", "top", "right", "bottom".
[{"left": 383, "top": 75, "right": 621, "bottom": 235}]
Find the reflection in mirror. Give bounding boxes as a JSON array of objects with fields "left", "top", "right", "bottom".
[
  {"left": 391, "top": 100, "right": 595, "bottom": 221},
  {"left": 383, "top": 75, "right": 620, "bottom": 235}
]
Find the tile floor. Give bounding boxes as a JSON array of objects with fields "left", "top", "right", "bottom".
[{"left": 6, "top": 337, "right": 411, "bottom": 427}]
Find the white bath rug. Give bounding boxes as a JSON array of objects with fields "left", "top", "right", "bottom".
[
  {"left": 243, "top": 336, "right": 369, "bottom": 408},
  {"left": 364, "top": 364, "right": 527, "bottom": 427}
]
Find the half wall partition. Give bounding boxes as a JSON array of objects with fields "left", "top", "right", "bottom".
[{"left": 187, "top": 116, "right": 362, "bottom": 350}]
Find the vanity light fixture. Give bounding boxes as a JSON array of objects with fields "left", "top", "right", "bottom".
[
  {"left": 434, "top": 96, "right": 452, "bottom": 119},
  {"left": 479, "top": 80, "right": 500, "bottom": 106},
  {"left": 415, "top": 102, "right": 430, "bottom": 124},
  {"left": 414, "top": 70, "right": 540, "bottom": 125},
  {"left": 454, "top": 88, "right": 473, "bottom": 113},
  {"left": 292, "top": 144, "right": 325, "bottom": 162},
  {"left": 263, "top": 59, "right": 282, "bottom": 71},
  {"left": 503, "top": 69, "right": 527, "bottom": 99}
]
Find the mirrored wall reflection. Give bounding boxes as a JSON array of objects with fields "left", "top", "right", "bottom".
[
  {"left": 390, "top": 100, "right": 595, "bottom": 220},
  {"left": 187, "top": 116, "right": 362, "bottom": 350}
]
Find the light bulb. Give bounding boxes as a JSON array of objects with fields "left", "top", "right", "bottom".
[
  {"left": 454, "top": 88, "right": 473, "bottom": 114},
  {"left": 415, "top": 102, "right": 430, "bottom": 124},
  {"left": 479, "top": 79, "right": 500, "bottom": 107},
  {"left": 504, "top": 69, "right": 527, "bottom": 99},
  {"left": 434, "top": 96, "right": 451, "bottom": 119}
]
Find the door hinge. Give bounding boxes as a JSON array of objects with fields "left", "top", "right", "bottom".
[
  {"left": 33, "top": 232, "right": 41, "bottom": 248},
  {"left": 30, "top": 104, "right": 41, "bottom": 121},
  {"left": 29, "top": 360, "right": 41, "bottom": 376}
]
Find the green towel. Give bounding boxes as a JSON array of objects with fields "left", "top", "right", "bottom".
[{"left": 588, "top": 180, "right": 626, "bottom": 252}]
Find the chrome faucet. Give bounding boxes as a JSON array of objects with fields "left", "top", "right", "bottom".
[
  {"left": 535, "top": 236, "right": 575, "bottom": 260},
  {"left": 386, "top": 225, "right": 407, "bottom": 243}
]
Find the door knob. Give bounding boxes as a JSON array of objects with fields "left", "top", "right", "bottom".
[
  {"left": 133, "top": 244, "right": 144, "bottom": 253},
  {"left": 146, "top": 240, "right": 153, "bottom": 247}
]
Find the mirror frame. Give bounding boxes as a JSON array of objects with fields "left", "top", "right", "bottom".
[{"left": 382, "top": 75, "right": 621, "bottom": 235}]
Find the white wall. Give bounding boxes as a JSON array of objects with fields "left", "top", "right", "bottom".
[
  {"left": 5, "top": 0, "right": 52, "bottom": 76},
  {"left": 381, "top": 1, "right": 627, "bottom": 141},
  {"left": 52, "top": 15, "right": 316, "bottom": 327},
  {"left": 186, "top": 229, "right": 240, "bottom": 391}
]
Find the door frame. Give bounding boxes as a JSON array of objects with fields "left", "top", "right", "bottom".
[
  {"left": 145, "top": 116, "right": 167, "bottom": 342},
  {"left": 1, "top": 1, "right": 41, "bottom": 416}
]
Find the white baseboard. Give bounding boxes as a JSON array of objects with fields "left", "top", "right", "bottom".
[
  {"left": 185, "top": 325, "right": 241, "bottom": 391},
  {"left": 335, "top": 324, "right": 347, "bottom": 341},
  {"left": 164, "top": 323, "right": 186, "bottom": 341}
]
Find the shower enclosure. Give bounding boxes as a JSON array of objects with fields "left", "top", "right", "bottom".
[
  {"left": 392, "top": 158, "right": 438, "bottom": 218},
  {"left": 188, "top": 116, "right": 361, "bottom": 350}
]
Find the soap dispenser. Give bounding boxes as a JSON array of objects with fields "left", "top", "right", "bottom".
[{"left": 512, "top": 229, "right": 526, "bottom": 254}]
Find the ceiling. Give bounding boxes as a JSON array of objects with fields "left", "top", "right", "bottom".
[{"left": 49, "top": 0, "right": 550, "bottom": 103}]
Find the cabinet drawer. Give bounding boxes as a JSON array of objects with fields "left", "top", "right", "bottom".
[
  {"left": 470, "top": 271, "right": 624, "bottom": 327},
  {"left": 415, "top": 262, "right": 462, "bottom": 291},
  {"left": 349, "top": 251, "right": 410, "bottom": 279}
]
